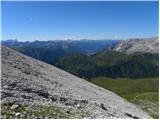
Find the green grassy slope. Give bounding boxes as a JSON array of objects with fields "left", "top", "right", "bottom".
[
  {"left": 56, "top": 52, "right": 159, "bottom": 79},
  {"left": 55, "top": 53, "right": 101, "bottom": 78},
  {"left": 90, "top": 77, "right": 159, "bottom": 118}
]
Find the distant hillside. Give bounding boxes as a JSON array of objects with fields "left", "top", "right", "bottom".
[
  {"left": 55, "top": 51, "right": 159, "bottom": 79},
  {"left": 1, "top": 45, "right": 151, "bottom": 119},
  {"left": 112, "top": 37, "right": 159, "bottom": 54}
]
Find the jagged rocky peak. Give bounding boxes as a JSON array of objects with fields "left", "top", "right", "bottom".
[
  {"left": 113, "top": 37, "right": 159, "bottom": 54},
  {"left": 1, "top": 45, "right": 151, "bottom": 119}
]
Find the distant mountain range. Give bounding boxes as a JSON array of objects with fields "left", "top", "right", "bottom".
[
  {"left": 2, "top": 37, "right": 158, "bottom": 55},
  {"left": 2, "top": 39, "right": 119, "bottom": 54},
  {"left": 1, "top": 39, "right": 119, "bottom": 64}
]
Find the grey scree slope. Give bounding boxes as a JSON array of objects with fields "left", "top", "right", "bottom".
[{"left": 1, "top": 46, "right": 151, "bottom": 119}]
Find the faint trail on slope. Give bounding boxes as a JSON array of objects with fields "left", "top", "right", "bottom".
[
  {"left": 131, "top": 92, "right": 156, "bottom": 102},
  {"left": 132, "top": 93, "right": 150, "bottom": 101}
]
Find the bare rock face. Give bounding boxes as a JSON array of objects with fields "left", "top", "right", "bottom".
[
  {"left": 1, "top": 45, "right": 152, "bottom": 118},
  {"left": 113, "top": 37, "right": 159, "bottom": 54}
]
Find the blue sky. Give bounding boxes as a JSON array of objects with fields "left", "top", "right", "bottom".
[{"left": 2, "top": 1, "right": 159, "bottom": 41}]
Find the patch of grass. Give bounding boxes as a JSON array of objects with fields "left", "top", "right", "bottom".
[
  {"left": 130, "top": 92, "right": 159, "bottom": 119},
  {"left": 90, "top": 77, "right": 159, "bottom": 118},
  {"left": 1, "top": 102, "right": 90, "bottom": 119}
]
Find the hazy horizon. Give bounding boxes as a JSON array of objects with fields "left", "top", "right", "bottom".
[{"left": 2, "top": 35, "right": 159, "bottom": 42}]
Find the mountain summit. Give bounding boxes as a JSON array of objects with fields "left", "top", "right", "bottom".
[
  {"left": 1, "top": 46, "right": 151, "bottom": 118},
  {"left": 113, "top": 37, "right": 159, "bottom": 54}
]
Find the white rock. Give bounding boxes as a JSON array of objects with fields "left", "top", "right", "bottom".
[
  {"left": 15, "top": 112, "right": 21, "bottom": 116},
  {"left": 76, "top": 104, "right": 81, "bottom": 108},
  {"left": 11, "top": 104, "right": 19, "bottom": 109}
]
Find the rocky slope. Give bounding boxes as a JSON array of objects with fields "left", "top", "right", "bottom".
[
  {"left": 113, "top": 37, "right": 159, "bottom": 54},
  {"left": 1, "top": 45, "right": 152, "bottom": 119}
]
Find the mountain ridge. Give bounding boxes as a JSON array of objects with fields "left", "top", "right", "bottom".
[
  {"left": 112, "top": 37, "right": 159, "bottom": 54},
  {"left": 2, "top": 39, "right": 119, "bottom": 54}
]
